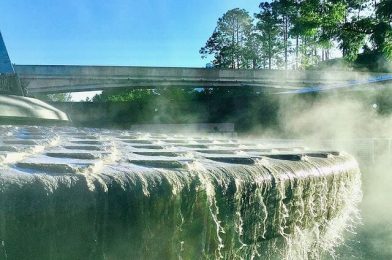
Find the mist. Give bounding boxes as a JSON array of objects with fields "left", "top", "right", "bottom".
[
  {"left": 42, "top": 69, "right": 392, "bottom": 258},
  {"left": 256, "top": 90, "right": 392, "bottom": 259}
]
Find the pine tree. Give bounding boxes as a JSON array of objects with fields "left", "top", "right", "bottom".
[
  {"left": 200, "top": 8, "right": 254, "bottom": 69},
  {"left": 255, "top": 2, "right": 285, "bottom": 69}
]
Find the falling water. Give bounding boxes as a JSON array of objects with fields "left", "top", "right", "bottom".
[{"left": 0, "top": 126, "right": 361, "bottom": 259}]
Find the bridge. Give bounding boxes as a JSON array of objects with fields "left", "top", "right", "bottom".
[
  {"left": 1, "top": 31, "right": 390, "bottom": 95},
  {"left": 13, "top": 64, "right": 391, "bottom": 94}
]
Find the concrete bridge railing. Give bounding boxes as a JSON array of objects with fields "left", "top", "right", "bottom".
[{"left": 14, "top": 64, "right": 390, "bottom": 94}]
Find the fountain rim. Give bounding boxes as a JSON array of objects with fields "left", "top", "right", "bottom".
[{"left": 0, "top": 94, "right": 70, "bottom": 124}]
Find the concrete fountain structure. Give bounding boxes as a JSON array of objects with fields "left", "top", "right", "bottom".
[
  {"left": 0, "top": 127, "right": 361, "bottom": 259},
  {"left": 0, "top": 32, "right": 361, "bottom": 259},
  {"left": 0, "top": 32, "right": 69, "bottom": 123}
]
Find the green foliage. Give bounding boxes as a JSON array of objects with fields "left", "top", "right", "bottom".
[
  {"left": 91, "top": 88, "right": 278, "bottom": 132},
  {"left": 93, "top": 89, "right": 155, "bottom": 102},
  {"left": 256, "top": 2, "right": 285, "bottom": 69},
  {"left": 382, "top": 40, "right": 392, "bottom": 60},
  {"left": 375, "top": 86, "right": 392, "bottom": 115},
  {"left": 35, "top": 93, "right": 72, "bottom": 102},
  {"left": 201, "top": 0, "right": 392, "bottom": 70},
  {"left": 376, "top": 0, "right": 392, "bottom": 21},
  {"left": 375, "top": 0, "right": 392, "bottom": 60},
  {"left": 297, "top": 0, "right": 392, "bottom": 62},
  {"left": 200, "top": 8, "right": 255, "bottom": 69},
  {"left": 338, "top": 26, "right": 366, "bottom": 61}
]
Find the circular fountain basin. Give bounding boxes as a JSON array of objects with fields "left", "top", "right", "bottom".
[
  {"left": 0, "top": 126, "right": 361, "bottom": 259},
  {"left": 0, "top": 95, "right": 69, "bottom": 123}
]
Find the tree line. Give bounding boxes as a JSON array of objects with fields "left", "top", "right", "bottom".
[{"left": 200, "top": 0, "right": 392, "bottom": 70}]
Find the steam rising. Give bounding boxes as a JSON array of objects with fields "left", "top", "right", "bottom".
[
  {"left": 262, "top": 88, "right": 392, "bottom": 258},
  {"left": 279, "top": 95, "right": 392, "bottom": 141}
]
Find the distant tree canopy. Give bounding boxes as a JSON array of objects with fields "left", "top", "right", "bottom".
[
  {"left": 201, "top": 0, "right": 392, "bottom": 70},
  {"left": 34, "top": 93, "right": 72, "bottom": 102},
  {"left": 93, "top": 89, "right": 155, "bottom": 103},
  {"left": 91, "top": 88, "right": 279, "bottom": 132},
  {"left": 199, "top": 8, "right": 254, "bottom": 69}
]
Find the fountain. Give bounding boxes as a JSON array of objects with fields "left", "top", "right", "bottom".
[
  {"left": 0, "top": 127, "right": 361, "bottom": 259},
  {"left": 0, "top": 32, "right": 361, "bottom": 259}
]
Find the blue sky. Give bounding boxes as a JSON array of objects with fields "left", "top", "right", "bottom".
[{"left": 0, "top": 0, "right": 260, "bottom": 67}]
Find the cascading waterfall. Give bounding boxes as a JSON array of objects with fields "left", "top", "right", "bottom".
[{"left": 0, "top": 126, "right": 361, "bottom": 259}]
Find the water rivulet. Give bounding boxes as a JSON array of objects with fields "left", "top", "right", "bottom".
[{"left": 0, "top": 126, "right": 361, "bottom": 259}]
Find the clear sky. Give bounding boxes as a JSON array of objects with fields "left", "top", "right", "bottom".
[{"left": 0, "top": 0, "right": 261, "bottom": 68}]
